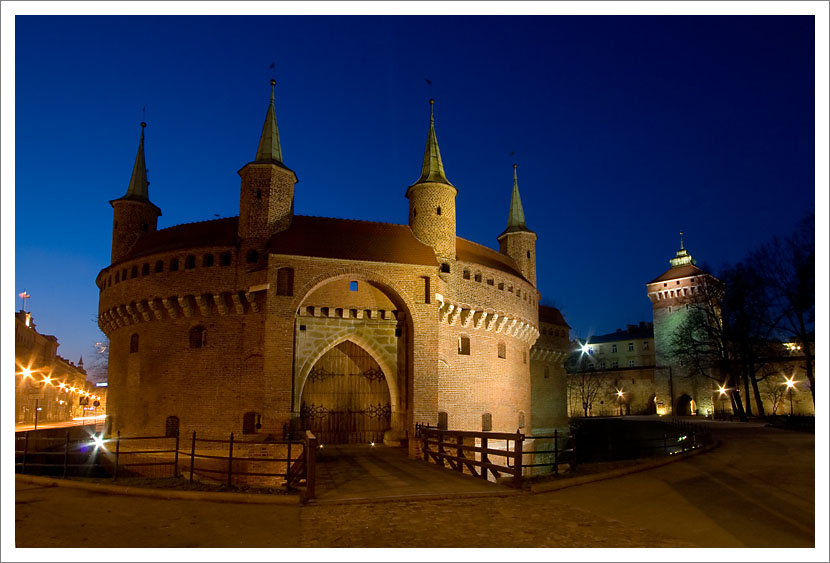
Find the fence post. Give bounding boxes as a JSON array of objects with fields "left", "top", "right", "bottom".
[
  {"left": 480, "top": 436, "right": 488, "bottom": 480},
  {"left": 22, "top": 432, "right": 29, "bottom": 474},
  {"left": 114, "top": 431, "right": 120, "bottom": 480},
  {"left": 553, "top": 429, "right": 559, "bottom": 477},
  {"left": 227, "top": 432, "right": 234, "bottom": 488},
  {"left": 455, "top": 434, "right": 464, "bottom": 472},
  {"left": 305, "top": 431, "right": 317, "bottom": 501},
  {"left": 436, "top": 431, "right": 445, "bottom": 467},
  {"left": 63, "top": 431, "right": 70, "bottom": 478},
  {"left": 189, "top": 431, "right": 196, "bottom": 484},
  {"left": 513, "top": 434, "right": 523, "bottom": 488},
  {"left": 173, "top": 433, "right": 180, "bottom": 478}
]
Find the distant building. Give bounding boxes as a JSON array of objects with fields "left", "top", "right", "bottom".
[{"left": 14, "top": 311, "right": 104, "bottom": 424}]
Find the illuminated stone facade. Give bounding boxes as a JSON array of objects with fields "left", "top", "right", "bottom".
[{"left": 97, "top": 86, "right": 570, "bottom": 453}]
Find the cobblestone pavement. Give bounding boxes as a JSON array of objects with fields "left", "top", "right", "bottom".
[{"left": 299, "top": 495, "right": 698, "bottom": 548}]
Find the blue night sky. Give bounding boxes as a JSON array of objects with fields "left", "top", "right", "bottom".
[{"left": 11, "top": 13, "right": 818, "bottom": 367}]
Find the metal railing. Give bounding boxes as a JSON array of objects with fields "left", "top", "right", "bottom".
[{"left": 419, "top": 427, "right": 524, "bottom": 487}]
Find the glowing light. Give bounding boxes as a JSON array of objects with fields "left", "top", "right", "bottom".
[
  {"left": 784, "top": 376, "right": 796, "bottom": 390},
  {"left": 58, "top": 382, "right": 66, "bottom": 389},
  {"left": 370, "top": 442, "right": 375, "bottom": 447},
  {"left": 319, "top": 444, "right": 324, "bottom": 449},
  {"left": 717, "top": 385, "right": 727, "bottom": 396},
  {"left": 43, "top": 375, "right": 53, "bottom": 385},
  {"left": 21, "top": 367, "right": 33, "bottom": 379},
  {"left": 616, "top": 389, "right": 624, "bottom": 398}
]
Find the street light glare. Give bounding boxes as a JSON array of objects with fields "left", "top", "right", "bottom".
[
  {"left": 785, "top": 377, "right": 796, "bottom": 389},
  {"left": 718, "top": 385, "right": 727, "bottom": 396}
]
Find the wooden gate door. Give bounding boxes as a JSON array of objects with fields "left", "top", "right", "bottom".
[{"left": 300, "top": 341, "right": 391, "bottom": 444}]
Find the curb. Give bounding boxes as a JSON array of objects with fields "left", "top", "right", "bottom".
[
  {"left": 15, "top": 474, "right": 301, "bottom": 505},
  {"left": 529, "top": 440, "right": 720, "bottom": 494},
  {"left": 308, "top": 489, "right": 522, "bottom": 506}
]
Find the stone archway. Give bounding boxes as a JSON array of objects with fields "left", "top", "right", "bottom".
[
  {"left": 299, "top": 340, "right": 392, "bottom": 444},
  {"left": 645, "top": 393, "right": 657, "bottom": 415},
  {"left": 676, "top": 394, "right": 693, "bottom": 416}
]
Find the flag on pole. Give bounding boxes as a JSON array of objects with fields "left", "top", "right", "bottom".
[{"left": 18, "top": 291, "right": 30, "bottom": 299}]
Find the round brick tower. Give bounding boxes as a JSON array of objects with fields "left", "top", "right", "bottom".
[
  {"left": 406, "top": 99, "right": 457, "bottom": 263},
  {"left": 109, "top": 122, "right": 161, "bottom": 263},
  {"left": 497, "top": 164, "right": 537, "bottom": 287}
]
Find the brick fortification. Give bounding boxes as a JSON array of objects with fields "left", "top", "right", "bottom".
[{"left": 98, "top": 86, "right": 570, "bottom": 454}]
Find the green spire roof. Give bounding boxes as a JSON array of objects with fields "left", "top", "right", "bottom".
[
  {"left": 120, "top": 122, "right": 150, "bottom": 202},
  {"left": 255, "top": 79, "right": 284, "bottom": 164},
  {"left": 499, "top": 164, "right": 534, "bottom": 237},
  {"left": 670, "top": 231, "right": 697, "bottom": 267},
  {"left": 412, "top": 99, "right": 453, "bottom": 187}
]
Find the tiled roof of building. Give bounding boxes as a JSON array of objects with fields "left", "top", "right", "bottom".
[
  {"left": 539, "top": 305, "right": 570, "bottom": 328},
  {"left": 455, "top": 237, "right": 525, "bottom": 280},
  {"left": 115, "top": 214, "right": 535, "bottom": 278},
  {"left": 116, "top": 216, "right": 240, "bottom": 265},
  {"left": 267, "top": 215, "right": 438, "bottom": 266},
  {"left": 648, "top": 263, "right": 706, "bottom": 284}
]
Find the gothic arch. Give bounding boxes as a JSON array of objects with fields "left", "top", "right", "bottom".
[{"left": 295, "top": 333, "right": 399, "bottom": 414}]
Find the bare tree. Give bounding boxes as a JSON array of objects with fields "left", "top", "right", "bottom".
[
  {"left": 753, "top": 215, "right": 815, "bottom": 405},
  {"left": 567, "top": 369, "right": 608, "bottom": 417},
  {"left": 759, "top": 372, "right": 787, "bottom": 415},
  {"left": 669, "top": 274, "right": 748, "bottom": 421}
]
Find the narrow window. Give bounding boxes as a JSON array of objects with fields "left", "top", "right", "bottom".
[
  {"left": 203, "top": 254, "right": 214, "bottom": 267},
  {"left": 413, "top": 208, "right": 417, "bottom": 217},
  {"left": 170, "top": 258, "right": 179, "bottom": 272},
  {"left": 185, "top": 255, "right": 196, "bottom": 269},
  {"left": 498, "top": 282, "right": 504, "bottom": 290},
  {"left": 628, "top": 342, "right": 634, "bottom": 351},
  {"left": 438, "top": 411, "right": 448, "bottom": 430},
  {"left": 242, "top": 412, "right": 261, "bottom": 434},
  {"left": 155, "top": 260, "right": 164, "bottom": 273},
  {"left": 422, "top": 276, "right": 431, "bottom": 304},
  {"left": 131, "top": 266, "right": 138, "bottom": 278},
  {"left": 255, "top": 189, "right": 262, "bottom": 200},
  {"left": 458, "top": 336, "right": 470, "bottom": 355},
  {"left": 189, "top": 326, "right": 206, "bottom": 349},
  {"left": 523, "top": 351, "right": 527, "bottom": 364},
  {"left": 165, "top": 416, "right": 180, "bottom": 438},
  {"left": 440, "top": 263, "right": 450, "bottom": 273},
  {"left": 482, "top": 413, "right": 492, "bottom": 432},
  {"left": 497, "top": 342, "right": 506, "bottom": 359},
  {"left": 220, "top": 252, "right": 232, "bottom": 266},
  {"left": 349, "top": 281, "right": 358, "bottom": 291},
  {"left": 436, "top": 206, "right": 442, "bottom": 215},
  {"left": 276, "top": 268, "right": 294, "bottom": 296},
  {"left": 129, "top": 333, "right": 139, "bottom": 353},
  {"left": 474, "top": 272, "right": 482, "bottom": 283},
  {"left": 463, "top": 270, "right": 471, "bottom": 280},
  {"left": 612, "top": 344, "right": 617, "bottom": 353},
  {"left": 487, "top": 278, "right": 494, "bottom": 286},
  {"left": 142, "top": 263, "right": 150, "bottom": 276},
  {"left": 115, "top": 271, "right": 120, "bottom": 283},
  {"left": 246, "top": 249, "right": 259, "bottom": 264}
]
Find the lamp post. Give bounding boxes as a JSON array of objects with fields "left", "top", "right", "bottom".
[
  {"left": 616, "top": 389, "right": 624, "bottom": 416},
  {"left": 717, "top": 385, "right": 727, "bottom": 419},
  {"left": 785, "top": 376, "right": 796, "bottom": 416}
]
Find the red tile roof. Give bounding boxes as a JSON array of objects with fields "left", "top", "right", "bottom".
[
  {"left": 116, "top": 216, "right": 240, "bottom": 265},
  {"left": 456, "top": 237, "right": 525, "bottom": 280},
  {"left": 114, "top": 215, "right": 533, "bottom": 280},
  {"left": 539, "top": 305, "right": 569, "bottom": 328},
  {"left": 267, "top": 215, "right": 438, "bottom": 266},
  {"left": 648, "top": 263, "right": 706, "bottom": 284}
]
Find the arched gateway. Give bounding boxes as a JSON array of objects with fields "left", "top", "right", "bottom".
[{"left": 300, "top": 340, "right": 392, "bottom": 444}]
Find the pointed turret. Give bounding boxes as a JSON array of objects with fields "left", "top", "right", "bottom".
[
  {"left": 254, "top": 80, "right": 284, "bottom": 164},
  {"left": 411, "top": 99, "right": 453, "bottom": 188},
  {"left": 406, "top": 99, "right": 458, "bottom": 262},
  {"left": 669, "top": 231, "right": 697, "bottom": 268},
  {"left": 498, "top": 164, "right": 537, "bottom": 286},
  {"left": 109, "top": 122, "right": 161, "bottom": 263},
  {"left": 238, "top": 80, "right": 297, "bottom": 239}
]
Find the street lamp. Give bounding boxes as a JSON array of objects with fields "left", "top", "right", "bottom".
[
  {"left": 717, "top": 385, "right": 727, "bottom": 418},
  {"left": 616, "top": 389, "right": 624, "bottom": 416},
  {"left": 784, "top": 376, "right": 797, "bottom": 416}
]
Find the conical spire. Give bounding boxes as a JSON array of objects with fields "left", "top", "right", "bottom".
[
  {"left": 120, "top": 122, "right": 150, "bottom": 202},
  {"left": 413, "top": 99, "right": 452, "bottom": 186},
  {"left": 255, "top": 79, "right": 284, "bottom": 164},
  {"left": 499, "top": 164, "right": 533, "bottom": 237}
]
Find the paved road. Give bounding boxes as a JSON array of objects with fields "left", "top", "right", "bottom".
[{"left": 13, "top": 421, "right": 817, "bottom": 550}]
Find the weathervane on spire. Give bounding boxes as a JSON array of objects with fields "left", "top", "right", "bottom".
[{"left": 680, "top": 230, "right": 685, "bottom": 250}]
